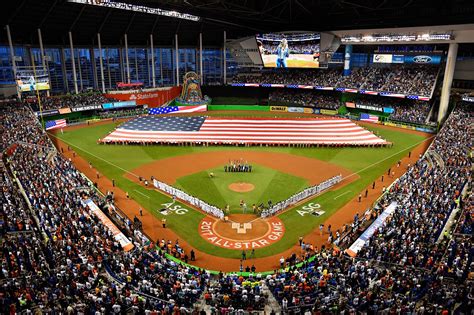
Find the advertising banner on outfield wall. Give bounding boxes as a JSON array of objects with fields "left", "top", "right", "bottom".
[
  {"left": 356, "top": 104, "right": 383, "bottom": 112},
  {"left": 35, "top": 109, "right": 59, "bottom": 117},
  {"left": 58, "top": 108, "right": 71, "bottom": 114},
  {"left": 102, "top": 100, "right": 136, "bottom": 109},
  {"left": 287, "top": 107, "right": 305, "bottom": 113},
  {"left": 270, "top": 106, "right": 288, "bottom": 112},
  {"left": 304, "top": 108, "right": 314, "bottom": 114},
  {"left": 320, "top": 109, "right": 338, "bottom": 116},
  {"left": 104, "top": 86, "right": 181, "bottom": 107},
  {"left": 71, "top": 104, "right": 103, "bottom": 112}
]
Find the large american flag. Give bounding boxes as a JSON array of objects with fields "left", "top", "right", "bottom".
[
  {"left": 101, "top": 116, "right": 387, "bottom": 145},
  {"left": 149, "top": 105, "right": 207, "bottom": 115}
]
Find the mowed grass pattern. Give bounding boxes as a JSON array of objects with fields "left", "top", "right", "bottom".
[
  {"left": 53, "top": 116, "right": 431, "bottom": 261},
  {"left": 174, "top": 165, "right": 308, "bottom": 212}
]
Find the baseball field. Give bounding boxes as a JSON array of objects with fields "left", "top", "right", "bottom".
[{"left": 49, "top": 111, "right": 433, "bottom": 272}]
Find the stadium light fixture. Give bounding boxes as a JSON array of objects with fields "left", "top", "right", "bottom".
[{"left": 67, "top": 0, "right": 201, "bottom": 22}]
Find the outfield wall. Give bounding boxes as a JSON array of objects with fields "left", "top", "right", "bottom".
[{"left": 207, "top": 104, "right": 270, "bottom": 111}]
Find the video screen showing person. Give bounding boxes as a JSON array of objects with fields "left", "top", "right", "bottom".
[{"left": 256, "top": 32, "right": 320, "bottom": 68}]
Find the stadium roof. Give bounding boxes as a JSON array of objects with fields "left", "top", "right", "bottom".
[{"left": 2, "top": 0, "right": 474, "bottom": 46}]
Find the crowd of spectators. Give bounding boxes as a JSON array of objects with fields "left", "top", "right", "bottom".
[
  {"left": 0, "top": 102, "right": 207, "bottom": 313},
  {"left": 0, "top": 98, "right": 471, "bottom": 314},
  {"left": 269, "top": 90, "right": 341, "bottom": 109},
  {"left": 98, "top": 107, "right": 148, "bottom": 119},
  {"left": 27, "top": 92, "right": 114, "bottom": 111},
  {"left": 204, "top": 273, "right": 267, "bottom": 312},
  {"left": 232, "top": 65, "right": 439, "bottom": 96},
  {"left": 265, "top": 102, "right": 472, "bottom": 312},
  {"left": 351, "top": 95, "right": 432, "bottom": 124}
]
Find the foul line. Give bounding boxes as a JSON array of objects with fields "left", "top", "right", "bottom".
[
  {"left": 341, "top": 135, "right": 435, "bottom": 182},
  {"left": 334, "top": 190, "right": 352, "bottom": 200},
  {"left": 48, "top": 132, "right": 139, "bottom": 179},
  {"left": 133, "top": 189, "right": 151, "bottom": 199}
]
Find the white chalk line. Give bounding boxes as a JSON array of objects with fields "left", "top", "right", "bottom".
[
  {"left": 334, "top": 190, "right": 352, "bottom": 200},
  {"left": 48, "top": 132, "right": 140, "bottom": 179},
  {"left": 133, "top": 189, "right": 151, "bottom": 199}
]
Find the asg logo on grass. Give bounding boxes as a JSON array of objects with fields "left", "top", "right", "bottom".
[
  {"left": 296, "top": 203, "right": 325, "bottom": 217},
  {"left": 160, "top": 202, "right": 189, "bottom": 215}
]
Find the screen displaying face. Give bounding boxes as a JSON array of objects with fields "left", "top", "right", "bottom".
[{"left": 256, "top": 32, "right": 320, "bottom": 68}]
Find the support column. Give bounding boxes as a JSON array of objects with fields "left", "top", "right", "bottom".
[
  {"left": 77, "top": 51, "right": 83, "bottom": 91},
  {"left": 134, "top": 48, "right": 139, "bottom": 82},
  {"left": 160, "top": 48, "right": 163, "bottom": 86},
  {"left": 68, "top": 31, "right": 79, "bottom": 94},
  {"left": 37, "top": 28, "right": 50, "bottom": 96},
  {"left": 438, "top": 43, "right": 458, "bottom": 123},
  {"left": 97, "top": 33, "right": 106, "bottom": 93},
  {"left": 124, "top": 33, "right": 130, "bottom": 83},
  {"left": 6, "top": 25, "right": 21, "bottom": 99},
  {"left": 150, "top": 33, "right": 155, "bottom": 87},
  {"left": 118, "top": 48, "right": 124, "bottom": 83},
  {"left": 91, "top": 47, "right": 99, "bottom": 90},
  {"left": 106, "top": 49, "right": 112, "bottom": 89},
  {"left": 223, "top": 31, "right": 227, "bottom": 85},
  {"left": 343, "top": 45, "right": 352, "bottom": 76},
  {"left": 61, "top": 48, "right": 69, "bottom": 93},
  {"left": 175, "top": 34, "right": 179, "bottom": 86},
  {"left": 199, "top": 32, "right": 203, "bottom": 83}
]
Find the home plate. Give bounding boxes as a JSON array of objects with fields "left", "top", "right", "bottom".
[{"left": 231, "top": 222, "right": 252, "bottom": 234}]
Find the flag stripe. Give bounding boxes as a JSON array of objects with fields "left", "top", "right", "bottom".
[{"left": 102, "top": 117, "right": 387, "bottom": 145}]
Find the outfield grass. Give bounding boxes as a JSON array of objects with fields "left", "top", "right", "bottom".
[
  {"left": 174, "top": 165, "right": 308, "bottom": 212},
  {"left": 54, "top": 117, "right": 429, "bottom": 260}
]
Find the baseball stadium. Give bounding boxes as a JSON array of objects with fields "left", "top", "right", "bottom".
[{"left": 1, "top": 0, "right": 473, "bottom": 314}]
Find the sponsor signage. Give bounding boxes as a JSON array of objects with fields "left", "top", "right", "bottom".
[
  {"left": 383, "top": 107, "right": 395, "bottom": 114},
  {"left": 36, "top": 109, "right": 59, "bottom": 117},
  {"left": 373, "top": 54, "right": 393, "bottom": 63},
  {"left": 407, "top": 55, "right": 441, "bottom": 64},
  {"left": 356, "top": 104, "right": 383, "bottom": 112},
  {"left": 71, "top": 104, "right": 103, "bottom": 112},
  {"left": 313, "top": 108, "right": 320, "bottom": 114},
  {"left": 58, "top": 108, "right": 71, "bottom": 114},
  {"left": 287, "top": 107, "right": 305, "bottom": 113},
  {"left": 270, "top": 105, "right": 288, "bottom": 112},
  {"left": 345, "top": 102, "right": 356, "bottom": 108},
  {"left": 303, "top": 107, "right": 314, "bottom": 114},
  {"left": 102, "top": 100, "right": 136, "bottom": 109},
  {"left": 392, "top": 55, "right": 405, "bottom": 63},
  {"left": 320, "top": 109, "right": 337, "bottom": 116},
  {"left": 373, "top": 53, "right": 441, "bottom": 65}
]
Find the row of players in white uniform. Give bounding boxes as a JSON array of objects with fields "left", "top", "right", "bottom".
[
  {"left": 261, "top": 174, "right": 342, "bottom": 217},
  {"left": 153, "top": 179, "right": 225, "bottom": 219},
  {"left": 153, "top": 174, "right": 342, "bottom": 219}
]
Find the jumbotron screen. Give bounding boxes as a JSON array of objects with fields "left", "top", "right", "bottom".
[{"left": 256, "top": 32, "right": 320, "bottom": 68}]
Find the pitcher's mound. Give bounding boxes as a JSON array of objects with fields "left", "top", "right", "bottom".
[{"left": 228, "top": 182, "right": 255, "bottom": 192}]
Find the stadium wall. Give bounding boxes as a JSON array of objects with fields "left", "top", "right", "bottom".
[
  {"left": 207, "top": 104, "right": 270, "bottom": 111},
  {"left": 104, "top": 86, "right": 181, "bottom": 107}
]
